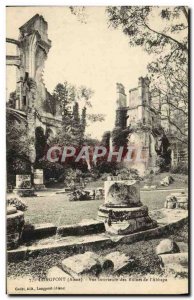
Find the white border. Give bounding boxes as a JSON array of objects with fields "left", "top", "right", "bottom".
[{"left": 0, "top": 1, "right": 193, "bottom": 299}]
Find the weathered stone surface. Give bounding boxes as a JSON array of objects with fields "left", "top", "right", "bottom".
[
  {"left": 34, "top": 169, "right": 46, "bottom": 190},
  {"left": 177, "top": 242, "right": 188, "bottom": 253},
  {"left": 160, "top": 176, "right": 174, "bottom": 186},
  {"left": 7, "top": 210, "right": 25, "bottom": 250},
  {"left": 98, "top": 205, "right": 148, "bottom": 222},
  {"left": 104, "top": 251, "right": 134, "bottom": 274},
  {"left": 57, "top": 219, "right": 105, "bottom": 237},
  {"left": 7, "top": 206, "right": 17, "bottom": 215},
  {"left": 99, "top": 179, "right": 157, "bottom": 235},
  {"left": 104, "top": 180, "right": 141, "bottom": 207},
  {"left": 22, "top": 223, "right": 57, "bottom": 241},
  {"left": 98, "top": 204, "right": 157, "bottom": 235},
  {"left": 34, "top": 169, "right": 44, "bottom": 184},
  {"left": 156, "top": 239, "right": 180, "bottom": 255},
  {"left": 165, "top": 192, "right": 188, "bottom": 210},
  {"left": 99, "top": 258, "right": 114, "bottom": 272},
  {"left": 104, "top": 216, "right": 157, "bottom": 235},
  {"left": 15, "top": 175, "right": 31, "bottom": 189},
  {"left": 164, "top": 200, "right": 176, "bottom": 209},
  {"left": 47, "top": 266, "right": 72, "bottom": 279},
  {"left": 159, "top": 253, "right": 188, "bottom": 267},
  {"left": 61, "top": 252, "right": 102, "bottom": 277}
]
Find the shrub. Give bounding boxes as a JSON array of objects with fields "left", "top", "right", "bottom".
[{"left": 170, "top": 163, "right": 188, "bottom": 175}]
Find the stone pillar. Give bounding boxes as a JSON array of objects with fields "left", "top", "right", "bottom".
[
  {"left": 13, "top": 175, "right": 36, "bottom": 197},
  {"left": 34, "top": 169, "right": 46, "bottom": 190},
  {"left": 98, "top": 179, "right": 157, "bottom": 235}
]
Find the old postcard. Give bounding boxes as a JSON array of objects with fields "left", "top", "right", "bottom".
[{"left": 6, "top": 6, "right": 189, "bottom": 295}]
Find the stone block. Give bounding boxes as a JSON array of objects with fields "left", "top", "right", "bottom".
[
  {"left": 16, "top": 175, "right": 31, "bottom": 189},
  {"left": 22, "top": 223, "right": 57, "bottom": 241},
  {"left": 156, "top": 239, "right": 180, "bottom": 255},
  {"left": 7, "top": 206, "right": 17, "bottom": 215},
  {"left": 34, "top": 169, "right": 44, "bottom": 185},
  {"left": 57, "top": 219, "right": 105, "bottom": 237},
  {"left": 98, "top": 205, "right": 148, "bottom": 222},
  {"left": 160, "top": 176, "right": 174, "bottom": 186},
  {"left": 61, "top": 252, "right": 102, "bottom": 277},
  {"left": 104, "top": 251, "right": 135, "bottom": 274},
  {"left": 165, "top": 201, "right": 176, "bottom": 209},
  {"left": 104, "top": 180, "right": 140, "bottom": 207},
  {"left": 159, "top": 253, "right": 188, "bottom": 267}
]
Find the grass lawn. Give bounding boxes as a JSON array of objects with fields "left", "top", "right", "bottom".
[
  {"left": 22, "top": 172, "right": 187, "bottom": 226},
  {"left": 22, "top": 189, "right": 177, "bottom": 226}
]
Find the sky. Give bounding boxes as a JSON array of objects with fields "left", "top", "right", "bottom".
[{"left": 6, "top": 6, "right": 151, "bottom": 139}]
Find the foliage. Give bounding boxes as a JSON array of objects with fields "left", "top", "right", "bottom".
[
  {"left": 96, "top": 160, "right": 119, "bottom": 175},
  {"left": 35, "top": 159, "right": 64, "bottom": 182},
  {"left": 112, "top": 126, "right": 132, "bottom": 147},
  {"left": 69, "top": 6, "right": 88, "bottom": 24},
  {"left": 115, "top": 167, "right": 142, "bottom": 181},
  {"left": 51, "top": 82, "right": 104, "bottom": 147},
  {"left": 101, "top": 131, "right": 111, "bottom": 147},
  {"left": 106, "top": 6, "right": 188, "bottom": 144},
  {"left": 7, "top": 91, "right": 17, "bottom": 108},
  {"left": 7, "top": 113, "right": 32, "bottom": 174},
  {"left": 170, "top": 162, "right": 188, "bottom": 175}
]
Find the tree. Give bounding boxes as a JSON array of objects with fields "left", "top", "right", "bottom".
[
  {"left": 51, "top": 81, "right": 105, "bottom": 146},
  {"left": 7, "top": 113, "right": 32, "bottom": 175},
  {"left": 106, "top": 6, "right": 188, "bottom": 143},
  {"left": 7, "top": 91, "right": 17, "bottom": 108},
  {"left": 52, "top": 82, "right": 75, "bottom": 145}
]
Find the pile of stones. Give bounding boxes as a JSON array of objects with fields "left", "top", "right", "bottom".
[
  {"left": 47, "top": 251, "right": 135, "bottom": 279},
  {"left": 156, "top": 239, "right": 188, "bottom": 277},
  {"left": 164, "top": 191, "right": 188, "bottom": 210}
]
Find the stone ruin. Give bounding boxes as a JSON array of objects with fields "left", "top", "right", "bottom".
[
  {"left": 6, "top": 14, "right": 61, "bottom": 192},
  {"left": 7, "top": 206, "right": 25, "bottom": 250},
  {"left": 164, "top": 191, "right": 188, "bottom": 210},
  {"left": 113, "top": 78, "right": 188, "bottom": 174},
  {"left": 98, "top": 178, "right": 157, "bottom": 235},
  {"left": 13, "top": 174, "right": 36, "bottom": 197}
]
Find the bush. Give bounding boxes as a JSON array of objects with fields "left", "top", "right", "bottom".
[
  {"left": 116, "top": 167, "right": 142, "bottom": 181},
  {"left": 170, "top": 163, "right": 188, "bottom": 175}
]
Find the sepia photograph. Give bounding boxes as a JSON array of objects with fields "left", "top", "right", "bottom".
[{"left": 6, "top": 5, "right": 189, "bottom": 295}]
